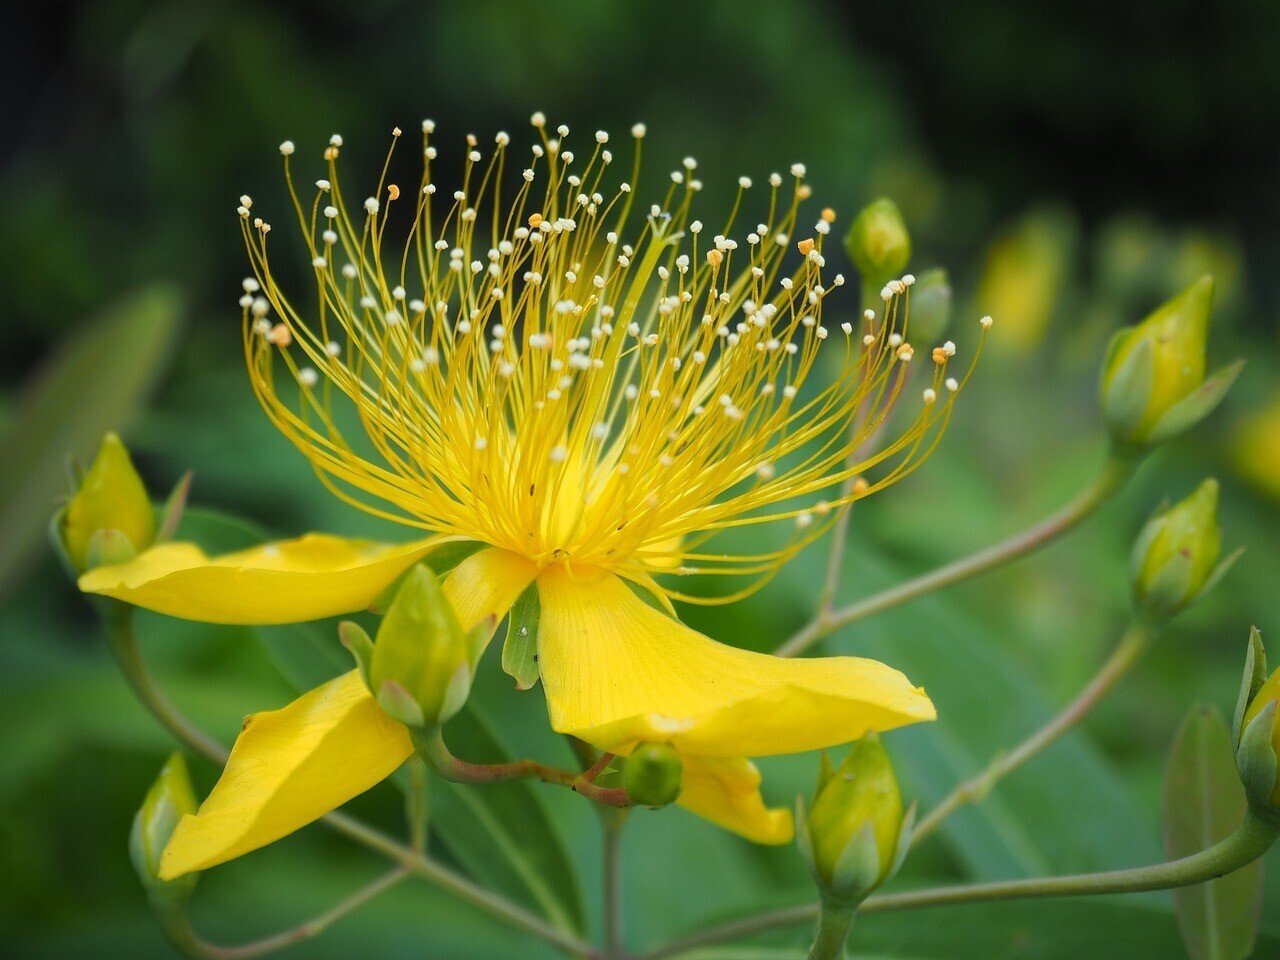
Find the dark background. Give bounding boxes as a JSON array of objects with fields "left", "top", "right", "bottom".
[{"left": 2, "top": 2, "right": 1279, "bottom": 957}]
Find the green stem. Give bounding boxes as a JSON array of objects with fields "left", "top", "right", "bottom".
[
  {"left": 415, "top": 728, "right": 632, "bottom": 808},
  {"left": 776, "top": 454, "right": 1138, "bottom": 657},
  {"left": 602, "top": 812, "right": 628, "bottom": 960},
  {"left": 806, "top": 899, "right": 856, "bottom": 960},
  {"left": 103, "top": 603, "right": 600, "bottom": 959},
  {"left": 309, "top": 812, "right": 601, "bottom": 957},
  {"left": 104, "top": 601, "right": 227, "bottom": 764},
  {"left": 407, "top": 757, "right": 429, "bottom": 853},
  {"left": 635, "top": 810, "right": 1279, "bottom": 960},
  {"left": 911, "top": 618, "right": 1158, "bottom": 846},
  {"left": 164, "top": 867, "right": 411, "bottom": 959}
]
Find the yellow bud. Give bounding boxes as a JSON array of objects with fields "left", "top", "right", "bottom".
[
  {"left": 806, "top": 734, "right": 903, "bottom": 893},
  {"left": 130, "top": 753, "right": 199, "bottom": 904},
  {"left": 844, "top": 198, "right": 910, "bottom": 285},
  {"left": 61, "top": 432, "right": 155, "bottom": 571},
  {"left": 1101, "top": 276, "right": 1227, "bottom": 448},
  {"left": 368, "top": 564, "right": 474, "bottom": 728},
  {"left": 1131, "top": 479, "right": 1223, "bottom": 621},
  {"left": 623, "top": 743, "right": 683, "bottom": 807}
]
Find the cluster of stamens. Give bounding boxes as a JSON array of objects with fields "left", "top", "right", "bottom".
[{"left": 236, "top": 113, "right": 988, "bottom": 602}]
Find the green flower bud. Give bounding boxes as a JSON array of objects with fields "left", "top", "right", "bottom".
[
  {"left": 1130, "top": 479, "right": 1228, "bottom": 622},
  {"left": 906, "top": 268, "right": 952, "bottom": 345},
  {"left": 801, "top": 734, "right": 909, "bottom": 902},
  {"left": 61, "top": 433, "right": 155, "bottom": 571},
  {"left": 624, "top": 743, "right": 683, "bottom": 807},
  {"left": 1100, "top": 276, "right": 1241, "bottom": 450},
  {"left": 1236, "top": 631, "right": 1279, "bottom": 813},
  {"left": 845, "top": 198, "right": 911, "bottom": 286},
  {"left": 130, "top": 753, "right": 199, "bottom": 910},
  {"left": 365, "top": 564, "right": 478, "bottom": 728}
]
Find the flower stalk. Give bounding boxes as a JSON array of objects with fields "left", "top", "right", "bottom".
[
  {"left": 806, "top": 899, "right": 857, "bottom": 960},
  {"left": 414, "top": 727, "right": 632, "bottom": 807},
  {"left": 910, "top": 618, "right": 1157, "bottom": 845},
  {"left": 602, "top": 812, "right": 629, "bottom": 960},
  {"left": 778, "top": 453, "right": 1139, "bottom": 656},
  {"left": 637, "top": 808, "right": 1279, "bottom": 960}
]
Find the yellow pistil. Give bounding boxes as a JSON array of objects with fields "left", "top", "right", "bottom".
[{"left": 236, "top": 117, "right": 985, "bottom": 603}]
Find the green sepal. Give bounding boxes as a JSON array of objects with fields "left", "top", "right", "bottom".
[
  {"left": 1144, "top": 359, "right": 1244, "bottom": 447},
  {"left": 814, "top": 751, "right": 836, "bottom": 797},
  {"left": 1102, "top": 329, "right": 1154, "bottom": 441},
  {"left": 1127, "top": 500, "right": 1170, "bottom": 585},
  {"left": 155, "top": 471, "right": 193, "bottom": 544},
  {"left": 376, "top": 679, "right": 428, "bottom": 728},
  {"left": 1236, "top": 700, "right": 1278, "bottom": 812},
  {"left": 795, "top": 795, "right": 817, "bottom": 877},
  {"left": 130, "top": 752, "right": 199, "bottom": 914},
  {"left": 828, "top": 821, "right": 883, "bottom": 904},
  {"left": 1234, "top": 628, "right": 1269, "bottom": 749},
  {"left": 85, "top": 528, "right": 138, "bottom": 569},
  {"left": 501, "top": 582, "right": 541, "bottom": 690},
  {"left": 1136, "top": 549, "right": 1194, "bottom": 620},
  {"left": 886, "top": 800, "right": 917, "bottom": 881},
  {"left": 339, "top": 620, "right": 375, "bottom": 688},
  {"left": 47, "top": 505, "right": 77, "bottom": 582}
]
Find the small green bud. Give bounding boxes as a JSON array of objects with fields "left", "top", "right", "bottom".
[
  {"left": 1101, "top": 276, "right": 1240, "bottom": 450},
  {"left": 367, "top": 564, "right": 477, "bottom": 728},
  {"left": 130, "top": 753, "right": 199, "bottom": 910},
  {"left": 623, "top": 743, "right": 683, "bottom": 807},
  {"left": 1130, "top": 479, "right": 1226, "bottom": 622},
  {"left": 802, "top": 734, "right": 908, "bottom": 902},
  {"left": 845, "top": 198, "right": 911, "bottom": 285},
  {"left": 1238, "top": 664, "right": 1279, "bottom": 812},
  {"left": 61, "top": 433, "right": 155, "bottom": 571}
]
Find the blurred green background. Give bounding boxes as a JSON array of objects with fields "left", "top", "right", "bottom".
[{"left": 3, "top": 1, "right": 1280, "bottom": 957}]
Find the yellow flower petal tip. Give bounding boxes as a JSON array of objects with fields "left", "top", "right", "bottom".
[
  {"left": 678, "top": 755, "right": 795, "bottom": 845},
  {"left": 535, "top": 566, "right": 935, "bottom": 759},
  {"left": 77, "top": 534, "right": 448, "bottom": 624},
  {"left": 157, "top": 672, "right": 411, "bottom": 878}
]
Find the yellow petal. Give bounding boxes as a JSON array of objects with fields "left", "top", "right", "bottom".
[
  {"left": 441, "top": 547, "right": 539, "bottom": 633},
  {"left": 78, "top": 534, "right": 449, "bottom": 624},
  {"left": 159, "top": 671, "right": 412, "bottom": 877},
  {"left": 536, "top": 566, "right": 935, "bottom": 757},
  {"left": 677, "top": 755, "right": 793, "bottom": 844}
]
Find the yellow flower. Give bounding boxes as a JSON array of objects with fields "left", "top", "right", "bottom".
[{"left": 80, "top": 117, "right": 984, "bottom": 876}]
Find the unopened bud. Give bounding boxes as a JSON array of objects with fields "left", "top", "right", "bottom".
[
  {"left": 624, "top": 743, "right": 683, "bottom": 807},
  {"left": 799, "top": 734, "right": 911, "bottom": 903},
  {"left": 1130, "top": 479, "right": 1231, "bottom": 622},
  {"left": 1235, "top": 629, "right": 1280, "bottom": 812},
  {"left": 844, "top": 198, "right": 911, "bottom": 286},
  {"left": 360, "top": 565, "right": 479, "bottom": 728},
  {"left": 60, "top": 433, "right": 155, "bottom": 571},
  {"left": 1101, "top": 276, "right": 1240, "bottom": 450},
  {"left": 130, "top": 753, "right": 199, "bottom": 910}
]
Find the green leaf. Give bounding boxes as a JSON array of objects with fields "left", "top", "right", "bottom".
[
  {"left": 501, "top": 583, "right": 541, "bottom": 690},
  {"left": 432, "top": 704, "right": 586, "bottom": 934},
  {"left": 0, "top": 286, "right": 182, "bottom": 597},
  {"left": 1163, "top": 706, "right": 1263, "bottom": 960}
]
